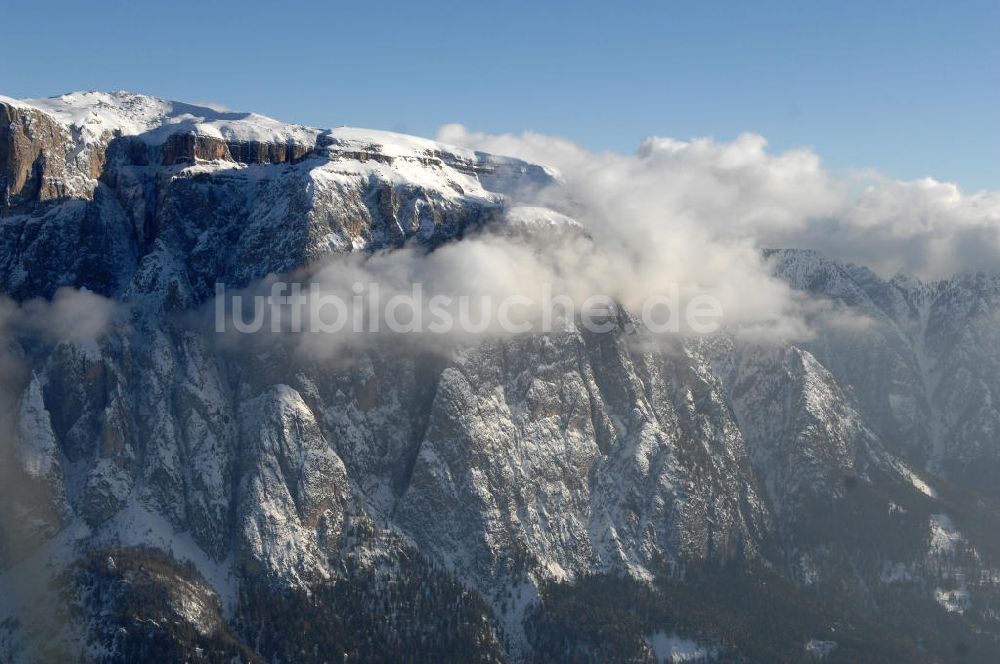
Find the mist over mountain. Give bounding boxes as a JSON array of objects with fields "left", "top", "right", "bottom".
[{"left": 2, "top": 91, "right": 1000, "bottom": 663}]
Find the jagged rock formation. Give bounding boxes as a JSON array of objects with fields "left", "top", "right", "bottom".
[{"left": 1, "top": 92, "right": 1000, "bottom": 663}]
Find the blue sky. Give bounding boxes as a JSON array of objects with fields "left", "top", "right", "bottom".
[{"left": 2, "top": 0, "right": 997, "bottom": 190}]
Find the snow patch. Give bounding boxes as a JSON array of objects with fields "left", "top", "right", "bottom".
[
  {"left": 880, "top": 561, "right": 913, "bottom": 584},
  {"left": 805, "top": 639, "right": 838, "bottom": 659},
  {"left": 935, "top": 585, "right": 971, "bottom": 614},
  {"left": 892, "top": 459, "right": 937, "bottom": 498},
  {"left": 93, "top": 503, "right": 238, "bottom": 617},
  {"left": 502, "top": 206, "right": 586, "bottom": 237},
  {"left": 928, "top": 513, "right": 963, "bottom": 556},
  {"left": 646, "top": 632, "right": 717, "bottom": 663}
]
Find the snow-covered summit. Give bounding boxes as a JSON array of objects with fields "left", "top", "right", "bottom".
[
  {"left": 0, "top": 90, "right": 564, "bottom": 303},
  {"left": 0, "top": 90, "right": 558, "bottom": 176},
  {"left": 0, "top": 90, "right": 557, "bottom": 209},
  {"left": 0, "top": 90, "right": 321, "bottom": 146}
]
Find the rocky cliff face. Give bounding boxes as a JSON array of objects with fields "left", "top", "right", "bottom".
[
  {"left": 2, "top": 92, "right": 1000, "bottom": 663},
  {"left": 0, "top": 101, "right": 103, "bottom": 210},
  {"left": 768, "top": 249, "right": 1000, "bottom": 492}
]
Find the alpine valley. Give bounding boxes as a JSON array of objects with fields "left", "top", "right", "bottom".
[{"left": 2, "top": 91, "right": 1000, "bottom": 663}]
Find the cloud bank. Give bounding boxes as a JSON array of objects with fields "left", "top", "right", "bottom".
[
  {"left": 438, "top": 125, "right": 1000, "bottom": 281},
  {"left": 214, "top": 126, "right": 1000, "bottom": 358}
]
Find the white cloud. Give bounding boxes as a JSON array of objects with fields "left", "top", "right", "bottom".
[
  {"left": 213, "top": 125, "right": 1000, "bottom": 359},
  {"left": 438, "top": 125, "right": 1000, "bottom": 281},
  {"left": 0, "top": 287, "right": 120, "bottom": 407}
]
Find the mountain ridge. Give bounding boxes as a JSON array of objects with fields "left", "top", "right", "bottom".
[{"left": 2, "top": 91, "right": 1000, "bottom": 663}]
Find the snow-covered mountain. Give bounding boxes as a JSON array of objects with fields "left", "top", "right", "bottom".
[{"left": 2, "top": 92, "right": 1000, "bottom": 663}]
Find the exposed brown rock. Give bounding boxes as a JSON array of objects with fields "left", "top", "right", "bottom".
[
  {"left": 158, "top": 132, "right": 314, "bottom": 166},
  {"left": 0, "top": 102, "right": 75, "bottom": 209},
  {"left": 1, "top": 101, "right": 316, "bottom": 215}
]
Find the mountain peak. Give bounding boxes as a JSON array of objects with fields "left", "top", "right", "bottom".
[{"left": 0, "top": 90, "right": 320, "bottom": 148}]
